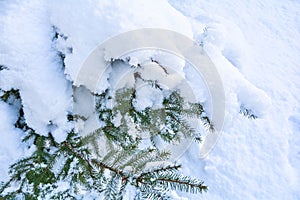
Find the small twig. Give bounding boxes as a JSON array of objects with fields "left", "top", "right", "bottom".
[{"left": 150, "top": 58, "right": 169, "bottom": 75}]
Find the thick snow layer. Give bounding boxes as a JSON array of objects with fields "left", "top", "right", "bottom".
[
  {"left": 0, "top": 0, "right": 72, "bottom": 142},
  {"left": 48, "top": 0, "right": 193, "bottom": 85},
  {"left": 0, "top": 0, "right": 300, "bottom": 199}
]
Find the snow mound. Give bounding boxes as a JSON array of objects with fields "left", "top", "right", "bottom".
[
  {"left": 0, "top": 0, "right": 72, "bottom": 142},
  {"left": 48, "top": 0, "right": 193, "bottom": 85}
]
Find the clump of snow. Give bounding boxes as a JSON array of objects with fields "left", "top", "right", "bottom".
[
  {"left": 0, "top": 0, "right": 72, "bottom": 142},
  {"left": 48, "top": 0, "right": 193, "bottom": 86},
  {"left": 134, "top": 82, "right": 164, "bottom": 111},
  {"left": 0, "top": 102, "right": 24, "bottom": 181}
]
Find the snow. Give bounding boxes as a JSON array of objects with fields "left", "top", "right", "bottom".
[
  {"left": 48, "top": 0, "right": 192, "bottom": 84},
  {"left": 1, "top": 0, "right": 300, "bottom": 199},
  {"left": 169, "top": 0, "right": 300, "bottom": 199},
  {"left": 0, "top": 0, "right": 72, "bottom": 142},
  {"left": 0, "top": 101, "right": 24, "bottom": 181}
]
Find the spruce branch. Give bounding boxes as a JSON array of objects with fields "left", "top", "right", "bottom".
[
  {"left": 1, "top": 69, "right": 211, "bottom": 198},
  {"left": 155, "top": 173, "right": 207, "bottom": 194}
]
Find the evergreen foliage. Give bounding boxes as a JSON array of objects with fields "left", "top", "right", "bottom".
[
  {"left": 95, "top": 85, "right": 213, "bottom": 148},
  {"left": 0, "top": 69, "right": 212, "bottom": 199}
]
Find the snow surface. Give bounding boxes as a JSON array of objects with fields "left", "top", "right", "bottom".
[
  {"left": 0, "top": 0, "right": 72, "bottom": 142},
  {"left": 1, "top": 0, "right": 300, "bottom": 199}
]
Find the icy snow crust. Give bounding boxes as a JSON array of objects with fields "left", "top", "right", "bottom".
[{"left": 0, "top": 0, "right": 300, "bottom": 199}]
